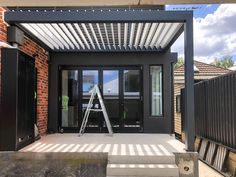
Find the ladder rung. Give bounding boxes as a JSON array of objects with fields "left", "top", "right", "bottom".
[{"left": 88, "top": 109, "right": 103, "bottom": 112}]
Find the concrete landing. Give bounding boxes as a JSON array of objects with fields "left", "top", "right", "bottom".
[{"left": 21, "top": 134, "right": 186, "bottom": 177}]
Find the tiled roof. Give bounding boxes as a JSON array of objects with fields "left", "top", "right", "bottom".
[
  {"left": 229, "top": 65, "right": 236, "bottom": 71},
  {"left": 174, "top": 60, "right": 230, "bottom": 76}
]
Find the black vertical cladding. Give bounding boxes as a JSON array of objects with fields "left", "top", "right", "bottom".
[
  {"left": 34, "top": 68, "right": 38, "bottom": 124},
  {"left": 48, "top": 52, "right": 177, "bottom": 133},
  {"left": 0, "top": 49, "right": 18, "bottom": 150},
  {"left": 17, "top": 54, "right": 35, "bottom": 142},
  {"left": 0, "top": 48, "right": 35, "bottom": 151},
  {"left": 187, "top": 71, "right": 236, "bottom": 150}
]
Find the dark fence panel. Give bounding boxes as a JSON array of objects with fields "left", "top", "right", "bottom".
[{"left": 182, "top": 71, "right": 236, "bottom": 150}]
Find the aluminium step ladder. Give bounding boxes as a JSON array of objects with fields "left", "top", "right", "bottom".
[{"left": 79, "top": 85, "right": 113, "bottom": 136}]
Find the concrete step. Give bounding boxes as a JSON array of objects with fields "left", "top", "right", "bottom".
[
  {"left": 109, "top": 154, "right": 175, "bottom": 164},
  {"left": 107, "top": 164, "right": 179, "bottom": 177}
]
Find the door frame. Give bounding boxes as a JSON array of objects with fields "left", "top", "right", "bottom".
[{"left": 58, "top": 65, "right": 143, "bottom": 133}]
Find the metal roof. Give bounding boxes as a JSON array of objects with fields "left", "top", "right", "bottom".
[{"left": 19, "top": 22, "right": 183, "bottom": 52}]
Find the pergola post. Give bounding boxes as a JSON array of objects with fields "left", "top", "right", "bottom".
[{"left": 184, "top": 13, "right": 195, "bottom": 151}]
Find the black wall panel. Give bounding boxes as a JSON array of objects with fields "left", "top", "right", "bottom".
[{"left": 0, "top": 48, "right": 35, "bottom": 151}]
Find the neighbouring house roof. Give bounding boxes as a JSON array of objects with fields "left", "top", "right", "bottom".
[
  {"left": 174, "top": 60, "right": 230, "bottom": 83},
  {"left": 229, "top": 65, "right": 236, "bottom": 71}
]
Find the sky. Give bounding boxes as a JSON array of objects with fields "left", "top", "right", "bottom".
[{"left": 166, "top": 4, "right": 236, "bottom": 64}]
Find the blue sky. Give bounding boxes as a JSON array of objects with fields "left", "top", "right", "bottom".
[
  {"left": 166, "top": 4, "right": 236, "bottom": 64},
  {"left": 166, "top": 4, "right": 220, "bottom": 18}
]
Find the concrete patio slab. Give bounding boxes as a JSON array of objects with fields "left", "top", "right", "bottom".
[
  {"left": 21, "top": 134, "right": 187, "bottom": 177},
  {"left": 21, "top": 134, "right": 186, "bottom": 156}
]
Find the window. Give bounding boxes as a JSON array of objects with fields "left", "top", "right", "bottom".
[
  {"left": 176, "top": 95, "right": 181, "bottom": 113},
  {"left": 150, "top": 66, "right": 163, "bottom": 116}
]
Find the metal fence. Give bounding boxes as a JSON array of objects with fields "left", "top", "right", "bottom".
[{"left": 182, "top": 71, "right": 236, "bottom": 151}]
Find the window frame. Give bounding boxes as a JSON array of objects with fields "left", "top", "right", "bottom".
[{"left": 176, "top": 95, "right": 181, "bottom": 113}]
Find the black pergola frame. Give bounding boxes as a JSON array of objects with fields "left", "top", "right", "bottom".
[
  {"left": 5, "top": 10, "right": 185, "bottom": 53},
  {"left": 4, "top": 9, "right": 195, "bottom": 151}
]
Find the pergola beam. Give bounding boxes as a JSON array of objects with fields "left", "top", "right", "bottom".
[
  {"left": 0, "top": 0, "right": 235, "bottom": 6},
  {"left": 5, "top": 10, "right": 193, "bottom": 24}
]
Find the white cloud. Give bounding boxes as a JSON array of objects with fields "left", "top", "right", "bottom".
[
  {"left": 171, "top": 4, "right": 236, "bottom": 63},
  {"left": 206, "top": 4, "right": 212, "bottom": 8}
]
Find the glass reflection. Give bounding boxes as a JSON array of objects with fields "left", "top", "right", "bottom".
[
  {"left": 150, "top": 66, "right": 162, "bottom": 116},
  {"left": 103, "top": 70, "right": 119, "bottom": 96},
  {"left": 123, "top": 70, "right": 140, "bottom": 98},
  {"left": 61, "top": 70, "right": 78, "bottom": 127},
  {"left": 83, "top": 70, "right": 98, "bottom": 95}
]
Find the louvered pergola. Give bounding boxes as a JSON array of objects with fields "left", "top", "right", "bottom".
[
  {"left": 18, "top": 22, "right": 183, "bottom": 52},
  {"left": 4, "top": 9, "right": 195, "bottom": 151},
  {"left": 5, "top": 9, "right": 187, "bottom": 52}
]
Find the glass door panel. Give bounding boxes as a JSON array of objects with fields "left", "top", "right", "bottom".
[
  {"left": 123, "top": 69, "right": 141, "bottom": 129},
  {"left": 103, "top": 70, "right": 120, "bottom": 130},
  {"left": 61, "top": 70, "right": 79, "bottom": 128},
  {"left": 82, "top": 70, "right": 100, "bottom": 129},
  {"left": 83, "top": 70, "right": 99, "bottom": 96}
]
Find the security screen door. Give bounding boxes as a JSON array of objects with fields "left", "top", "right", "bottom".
[{"left": 59, "top": 66, "right": 143, "bottom": 132}]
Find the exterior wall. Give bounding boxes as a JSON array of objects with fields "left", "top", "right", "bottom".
[
  {"left": 1, "top": 0, "right": 234, "bottom": 6},
  {"left": 174, "top": 83, "right": 184, "bottom": 136},
  {"left": 0, "top": 8, "right": 49, "bottom": 135},
  {"left": 49, "top": 52, "right": 177, "bottom": 133}
]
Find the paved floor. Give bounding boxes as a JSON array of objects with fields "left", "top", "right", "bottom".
[
  {"left": 199, "top": 161, "right": 224, "bottom": 177},
  {"left": 21, "top": 133, "right": 186, "bottom": 155}
]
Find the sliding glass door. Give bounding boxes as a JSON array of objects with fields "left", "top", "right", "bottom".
[
  {"left": 60, "top": 70, "right": 79, "bottom": 130},
  {"left": 122, "top": 69, "right": 142, "bottom": 131}
]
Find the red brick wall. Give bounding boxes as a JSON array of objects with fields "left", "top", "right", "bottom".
[
  {"left": 0, "top": 7, "right": 7, "bottom": 103},
  {"left": 19, "top": 37, "right": 49, "bottom": 135},
  {"left": 0, "top": 8, "right": 7, "bottom": 41},
  {"left": 0, "top": 7, "right": 49, "bottom": 135}
]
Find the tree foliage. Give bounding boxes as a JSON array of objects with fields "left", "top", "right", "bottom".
[
  {"left": 211, "top": 56, "right": 234, "bottom": 69},
  {"left": 174, "top": 57, "right": 184, "bottom": 69}
]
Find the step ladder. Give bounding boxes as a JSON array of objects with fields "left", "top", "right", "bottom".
[{"left": 79, "top": 85, "right": 113, "bottom": 136}]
